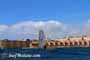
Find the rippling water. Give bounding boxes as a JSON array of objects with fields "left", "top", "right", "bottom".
[{"left": 0, "top": 47, "right": 90, "bottom": 60}]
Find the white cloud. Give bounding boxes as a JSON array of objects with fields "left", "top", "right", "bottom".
[
  {"left": 0, "top": 20, "right": 90, "bottom": 40},
  {"left": 0, "top": 25, "right": 8, "bottom": 32},
  {"left": 0, "top": 20, "right": 64, "bottom": 40}
]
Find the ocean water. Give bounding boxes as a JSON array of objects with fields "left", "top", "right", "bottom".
[{"left": 0, "top": 47, "right": 90, "bottom": 60}]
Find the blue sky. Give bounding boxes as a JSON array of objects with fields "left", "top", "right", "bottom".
[
  {"left": 0, "top": 0, "right": 89, "bottom": 25},
  {"left": 0, "top": 0, "right": 90, "bottom": 39}
]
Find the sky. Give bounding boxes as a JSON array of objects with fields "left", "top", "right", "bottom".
[{"left": 0, "top": 0, "right": 90, "bottom": 40}]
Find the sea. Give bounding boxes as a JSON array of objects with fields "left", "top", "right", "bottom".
[{"left": 0, "top": 47, "right": 90, "bottom": 60}]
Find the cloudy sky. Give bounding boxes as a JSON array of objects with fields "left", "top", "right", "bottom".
[{"left": 0, "top": 0, "right": 89, "bottom": 40}]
